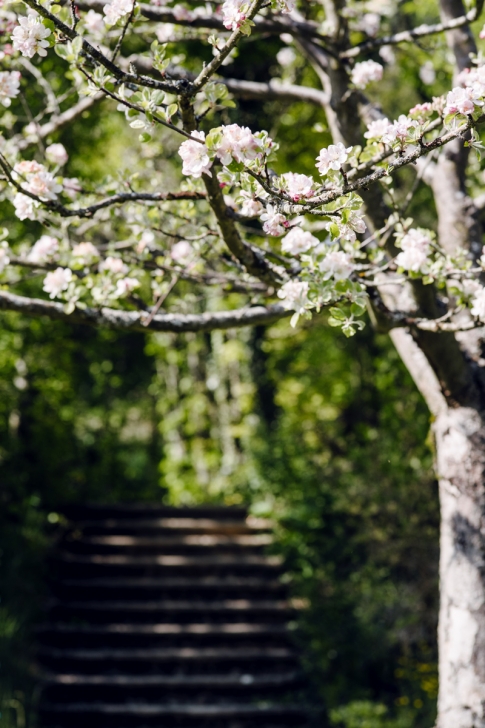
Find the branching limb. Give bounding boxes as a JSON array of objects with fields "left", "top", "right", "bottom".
[
  {"left": 341, "top": 5, "right": 483, "bottom": 59},
  {"left": 21, "top": 0, "right": 181, "bottom": 93},
  {"left": 191, "top": 0, "right": 266, "bottom": 92},
  {"left": 0, "top": 290, "right": 290, "bottom": 333}
]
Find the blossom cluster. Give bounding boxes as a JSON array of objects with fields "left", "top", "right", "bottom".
[
  {"left": 11, "top": 12, "right": 50, "bottom": 58},
  {"left": 395, "top": 229, "right": 432, "bottom": 273},
  {"left": 316, "top": 143, "right": 351, "bottom": 176},
  {"left": 0, "top": 71, "right": 20, "bottom": 107},
  {"left": 351, "top": 60, "right": 383, "bottom": 89},
  {"left": 178, "top": 124, "right": 265, "bottom": 178},
  {"left": 103, "top": 0, "right": 134, "bottom": 25},
  {"left": 13, "top": 161, "right": 62, "bottom": 221}
]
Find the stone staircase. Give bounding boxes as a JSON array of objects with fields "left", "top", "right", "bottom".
[{"left": 36, "top": 504, "right": 310, "bottom": 727}]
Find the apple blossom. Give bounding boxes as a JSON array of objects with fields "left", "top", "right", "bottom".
[
  {"left": 0, "top": 246, "right": 10, "bottom": 273},
  {"left": 222, "top": 0, "right": 249, "bottom": 30},
  {"left": 103, "top": 0, "right": 134, "bottom": 25},
  {"left": 364, "top": 118, "right": 392, "bottom": 140},
  {"left": 419, "top": 61, "right": 436, "bottom": 86},
  {"left": 260, "top": 204, "right": 288, "bottom": 236},
  {"left": 444, "top": 86, "right": 479, "bottom": 116},
  {"left": 11, "top": 12, "right": 51, "bottom": 58},
  {"left": 319, "top": 250, "right": 354, "bottom": 280},
  {"left": 43, "top": 267, "right": 72, "bottom": 298},
  {"left": 351, "top": 60, "right": 383, "bottom": 89},
  {"left": 46, "top": 144, "right": 68, "bottom": 167},
  {"left": 27, "top": 235, "right": 59, "bottom": 263},
  {"left": 171, "top": 240, "right": 193, "bottom": 263},
  {"left": 115, "top": 277, "right": 141, "bottom": 297},
  {"left": 13, "top": 193, "right": 35, "bottom": 221},
  {"left": 178, "top": 131, "right": 212, "bottom": 178},
  {"left": 471, "top": 287, "right": 485, "bottom": 321},
  {"left": 277, "top": 279, "right": 310, "bottom": 314},
  {"left": 277, "top": 47, "right": 296, "bottom": 67},
  {"left": 0, "top": 71, "right": 20, "bottom": 107},
  {"left": 381, "top": 115, "right": 415, "bottom": 145},
  {"left": 99, "top": 256, "right": 129, "bottom": 275},
  {"left": 71, "top": 242, "right": 100, "bottom": 265},
  {"left": 316, "top": 143, "right": 352, "bottom": 176},
  {"left": 395, "top": 228, "right": 432, "bottom": 273},
  {"left": 14, "top": 160, "right": 62, "bottom": 201},
  {"left": 84, "top": 9, "right": 105, "bottom": 36},
  {"left": 281, "top": 227, "right": 319, "bottom": 255},
  {"left": 335, "top": 213, "right": 367, "bottom": 243},
  {"left": 281, "top": 172, "right": 314, "bottom": 201},
  {"left": 215, "top": 124, "right": 262, "bottom": 166},
  {"left": 239, "top": 194, "right": 264, "bottom": 217}
]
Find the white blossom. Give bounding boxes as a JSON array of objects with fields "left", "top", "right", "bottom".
[
  {"left": 277, "top": 279, "right": 310, "bottom": 313},
  {"left": 103, "top": 0, "right": 134, "bottom": 25},
  {"left": 281, "top": 227, "right": 319, "bottom": 255},
  {"left": 329, "top": 213, "right": 367, "bottom": 243},
  {"left": 27, "top": 235, "right": 58, "bottom": 263},
  {"left": 359, "top": 12, "right": 380, "bottom": 36},
  {"left": 364, "top": 118, "right": 392, "bottom": 140},
  {"left": 444, "top": 86, "right": 480, "bottom": 116},
  {"left": 419, "top": 61, "right": 436, "bottom": 86},
  {"left": 171, "top": 240, "right": 193, "bottom": 263},
  {"left": 316, "top": 143, "right": 351, "bottom": 176},
  {"left": 0, "top": 246, "right": 10, "bottom": 273},
  {"left": 72, "top": 242, "right": 100, "bottom": 265},
  {"left": 395, "top": 228, "right": 432, "bottom": 273},
  {"left": 260, "top": 204, "right": 288, "bottom": 236},
  {"left": 84, "top": 9, "right": 105, "bottom": 36},
  {"left": 178, "top": 131, "right": 212, "bottom": 178},
  {"left": 471, "top": 287, "right": 485, "bottom": 321},
  {"left": 379, "top": 45, "right": 395, "bottom": 64},
  {"left": 351, "top": 60, "right": 383, "bottom": 89},
  {"left": 46, "top": 143, "right": 68, "bottom": 166},
  {"left": 319, "top": 250, "right": 354, "bottom": 280},
  {"left": 239, "top": 193, "right": 264, "bottom": 217},
  {"left": 381, "top": 115, "right": 415, "bottom": 145},
  {"left": 115, "top": 276, "right": 140, "bottom": 297},
  {"left": 281, "top": 172, "right": 314, "bottom": 201},
  {"left": 11, "top": 12, "right": 50, "bottom": 58},
  {"left": 43, "top": 267, "right": 72, "bottom": 298},
  {"left": 13, "top": 192, "right": 35, "bottom": 221},
  {"left": 277, "top": 47, "right": 296, "bottom": 67},
  {"left": 0, "top": 70, "right": 20, "bottom": 107},
  {"left": 99, "top": 256, "right": 129, "bottom": 275},
  {"left": 215, "top": 124, "right": 261, "bottom": 166},
  {"left": 222, "top": 0, "right": 249, "bottom": 30},
  {"left": 156, "top": 23, "right": 175, "bottom": 42},
  {"left": 14, "top": 160, "right": 62, "bottom": 201}
]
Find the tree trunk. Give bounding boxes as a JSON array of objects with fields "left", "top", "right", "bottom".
[{"left": 435, "top": 407, "right": 485, "bottom": 728}]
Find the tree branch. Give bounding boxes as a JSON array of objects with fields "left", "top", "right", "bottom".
[
  {"left": 341, "top": 6, "right": 483, "bottom": 59},
  {"left": 191, "top": 0, "right": 266, "bottom": 92},
  {"left": 15, "top": 94, "right": 103, "bottom": 151},
  {"left": 0, "top": 290, "right": 289, "bottom": 333},
  {"left": 21, "top": 0, "right": 181, "bottom": 93},
  {"left": 75, "top": 0, "right": 329, "bottom": 42}
]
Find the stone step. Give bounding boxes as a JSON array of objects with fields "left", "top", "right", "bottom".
[
  {"left": 47, "top": 599, "right": 293, "bottom": 624},
  {"left": 37, "top": 646, "right": 298, "bottom": 669},
  {"left": 38, "top": 700, "right": 308, "bottom": 727},
  {"left": 61, "top": 504, "right": 249, "bottom": 521},
  {"left": 41, "top": 672, "right": 301, "bottom": 687},
  {"left": 75, "top": 517, "right": 272, "bottom": 537},
  {"left": 36, "top": 622, "right": 294, "bottom": 649},
  {"left": 51, "top": 576, "right": 287, "bottom": 601},
  {"left": 61, "top": 533, "right": 274, "bottom": 555}
]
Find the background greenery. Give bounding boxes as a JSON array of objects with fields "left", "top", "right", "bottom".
[{"left": 0, "top": 0, "right": 461, "bottom": 723}]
